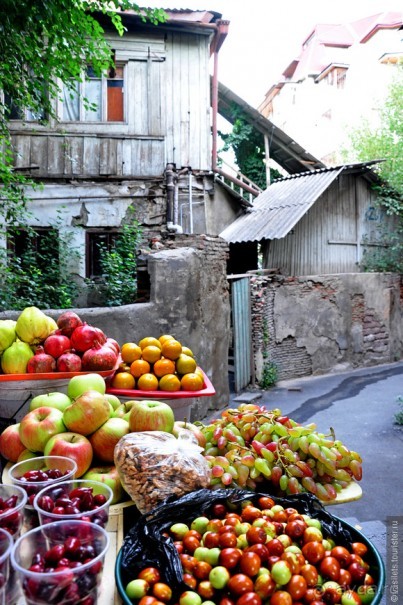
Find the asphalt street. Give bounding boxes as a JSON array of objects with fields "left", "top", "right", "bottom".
[{"left": 210, "top": 360, "right": 403, "bottom": 604}]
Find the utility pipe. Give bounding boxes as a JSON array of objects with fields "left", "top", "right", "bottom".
[{"left": 210, "top": 20, "right": 229, "bottom": 172}]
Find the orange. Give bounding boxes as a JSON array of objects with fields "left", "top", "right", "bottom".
[
  {"left": 180, "top": 372, "right": 204, "bottom": 391},
  {"left": 195, "top": 367, "right": 204, "bottom": 381},
  {"left": 161, "top": 339, "right": 182, "bottom": 361},
  {"left": 111, "top": 371, "right": 135, "bottom": 390},
  {"left": 121, "top": 342, "right": 142, "bottom": 363},
  {"left": 175, "top": 353, "right": 197, "bottom": 375},
  {"left": 137, "top": 373, "right": 159, "bottom": 391},
  {"left": 153, "top": 358, "right": 176, "bottom": 378},
  {"left": 141, "top": 345, "right": 162, "bottom": 364},
  {"left": 181, "top": 346, "right": 194, "bottom": 358},
  {"left": 159, "top": 373, "right": 181, "bottom": 392},
  {"left": 130, "top": 358, "right": 151, "bottom": 378},
  {"left": 138, "top": 337, "right": 162, "bottom": 350},
  {"left": 158, "top": 334, "right": 175, "bottom": 345}
]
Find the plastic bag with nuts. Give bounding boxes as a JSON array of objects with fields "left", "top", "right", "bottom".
[{"left": 114, "top": 430, "right": 211, "bottom": 514}]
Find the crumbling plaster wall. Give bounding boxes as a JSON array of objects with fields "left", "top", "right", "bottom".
[{"left": 251, "top": 272, "right": 403, "bottom": 381}]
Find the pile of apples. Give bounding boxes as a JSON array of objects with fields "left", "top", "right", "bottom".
[
  {"left": 0, "top": 373, "right": 207, "bottom": 505},
  {"left": 0, "top": 306, "right": 120, "bottom": 375}
]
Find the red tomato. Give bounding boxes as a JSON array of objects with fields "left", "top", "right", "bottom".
[
  {"left": 239, "top": 552, "right": 261, "bottom": 577},
  {"left": 152, "top": 583, "right": 172, "bottom": 602},
  {"left": 301, "top": 541, "right": 326, "bottom": 564},
  {"left": 219, "top": 532, "right": 238, "bottom": 549},
  {"left": 219, "top": 548, "right": 243, "bottom": 569},
  {"left": 236, "top": 591, "right": 262, "bottom": 605},
  {"left": 269, "top": 590, "right": 293, "bottom": 605},
  {"left": 300, "top": 564, "right": 319, "bottom": 587},
  {"left": 227, "top": 574, "right": 255, "bottom": 596},
  {"left": 285, "top": 574, "right": 307, "bottom": 600},
  {"left": 330, "top": 546, "right": 351, "bottom": 567},
  {"left": 319, "top": 556, "right": 341, "bottom": 581}
]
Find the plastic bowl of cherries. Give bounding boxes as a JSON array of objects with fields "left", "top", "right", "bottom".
[
  {"left": 0, "top": 526, "right": 13, "bottom": 599},
  {"left": 33, "top": 480, "right": 113, "bottom": 528},
  {"left": 0, "top": 484, "right": 28, "bottom": 540},
  {"left": 10, "top": 519, "right": 110, "bottom": 605}
]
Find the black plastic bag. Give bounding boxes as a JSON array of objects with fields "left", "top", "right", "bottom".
[{"left": 118, "top": 487, "right": 354, "bottom": 592}]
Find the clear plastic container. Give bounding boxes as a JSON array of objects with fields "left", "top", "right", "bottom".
[
  {"left": 0, "top": 484, "right": 27, "bottom": 540},
  {"left": 0, "top": 527, "right": 13, "bottom": 605}
]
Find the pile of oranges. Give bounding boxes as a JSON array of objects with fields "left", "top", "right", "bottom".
[{"left": 110, "top": 335, "right": 205, "bottom": 392}]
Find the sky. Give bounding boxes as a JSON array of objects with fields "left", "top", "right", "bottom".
[{"left": 144, "top": 0, "right": 403, "bottom": 106}]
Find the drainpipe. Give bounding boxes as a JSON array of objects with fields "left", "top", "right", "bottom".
[
  {"left": 165, "top": 163, "right": 175, "bottom": 224},
  {"left": 210, "top": 20, "right": 229, "bottom": 173}
]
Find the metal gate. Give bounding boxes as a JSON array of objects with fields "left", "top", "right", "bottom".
[{"left": 229, "top": 276, "right": 254, "bottom": 392}]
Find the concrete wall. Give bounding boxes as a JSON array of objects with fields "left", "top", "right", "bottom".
[
  {"left": 251, "top": 272, "right": 403, "bottom": 382},
  {"left": 0, "top": 236, "right": 231, "bottom": 422}
]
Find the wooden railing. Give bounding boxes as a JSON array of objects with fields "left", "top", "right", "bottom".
[{"left": 215, "top": 157, "right": 263, "bottom": 205}]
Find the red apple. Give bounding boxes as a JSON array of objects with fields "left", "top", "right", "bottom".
[
  {"left": 82, "top": 464, "right": 125, "bottom": 504},
  {"left": 19, "top": 407, "right": 66, "bottom": 453},
  {"left": 29, "top": 392, "right": 72, "bottom": 413},
  {"left": 89, "top": 417, "right": 130, "bottom": 463},
  {"left": 128, "top": 400, "right": 175, "bottom": 433},
  {"left": 172, "top": 421, "right": 207, "bottom": 448},
  {"left": 43, "top": 432, "right": 93, "bottom": 477},
  {"left": 0, "top": 423, "right": 27, "bottom": 462},
  {"left": 62, "top": 390, "right": 111, "bottom": 435}
]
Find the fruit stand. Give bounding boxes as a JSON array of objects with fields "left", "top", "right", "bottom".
[{"left": 0, "top": 307, "right": 383, "bottom": 605}]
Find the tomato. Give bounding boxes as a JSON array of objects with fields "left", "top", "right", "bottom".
[
  {"left": 197, "top": 580, "right": 215, "bottom": 599},
  {"left": 219, "top": 532, "right": 238, "bottom": 549},
  {"left": 330, "top": 546, "right": 351, "bottom": 567},
  {"left": 351, "top": 542, "right": 368, "bottom": 558},
  {"left": 245, "top": 543, "right": 269, "bottom": 562},
  {"left": 300, "top": 564, "right": 319, "bottom": 587},
  {"left": 302, "top": 541, "right": 326, "bottom": 564},
  {"left": 236, "top": 591, "right": 262, "bottom": 605},
  {"left": 138, "top": 567, "right": 161, "bottom": 585},
  {"left": 241, "top": 506, "right": 263, "bottom": 523},
  {"left": 269, "top": 590, "right": 293, "bottom": 605},
  {"left": 246, "top": 526, "right": 267, "bottom": 545},
  {"left": 193, "top": 561, "right": 212, "bottom": 580},
  {"left": 203, "top": 531, "right": 220, "bottom": 548},
  {"left": 227, "top": 574, "right": 255, "bottom": 596},
  {"left": 152, "top": 583, "right": 172, "bottom": 602},
  {"left": 219, "top": 548, "right": 243, "bottom": 569},
  {"left": 319, "top": 556, "right": 341, "bottom": 582},
  {"left": 285, "top": 574, "right": 307, "bottom": 600},
  {"left": 266, "top": 539, "right": 284, "bottom": 557},
  {"left": 239, "top": 552, "right": 261, "bottom": 577}
]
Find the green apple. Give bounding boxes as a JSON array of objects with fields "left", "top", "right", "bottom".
[
  {"left": 67, "top": 373, "right": 106, "bottom": 399},
  {"left": 82, "top": 464, "right": 125, "bottom": 505},
  {"left": 104, "top": 393, "right": 121, "bottom": 410},
  {"left": 18, "top": 407, "right": 66, "bottom": 452},
  {"left": 63, "top": 390, "right": 111, "bottom": 435},
  {"left": 89, "top": 417, "right": 130, "bottom": 463},
  {"left": 128, "top": 400, "right": 175, "bottom": 433},
  {"left": 29, "top": 392, "right": 72, "bottom": 413}
]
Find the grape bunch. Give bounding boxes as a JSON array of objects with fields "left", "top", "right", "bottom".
[{"left": 200, "top": 404, "right": 362, "bottom": 502}]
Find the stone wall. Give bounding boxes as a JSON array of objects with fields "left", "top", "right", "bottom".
[
  {"left": 0, "top": 235, "right": 231, "bottom": 422},
  {"left": 251, "top": 272, "right": 403, "bottom": 382}
]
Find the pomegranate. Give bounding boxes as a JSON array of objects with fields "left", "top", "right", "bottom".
[
  {"left": 81, "top": 343, "right": 118, "bottom": 371},
  {"left": 56, "top": 311, "right": 83, "bottom": 337},
  {"left": 43, "top": 332, "right": 71, "bottom": 359},
  {"left": 70, "top": 323, "right": 107, "bottom": 352},
  {"left": 27, "top": 347, "right": 56, "bottom": 373},
  {"left": 57, "top": 352, "right": 82, "bottom": 373},
  {"left": 105, "top": 337, "right": 120, "bottom": 355}
]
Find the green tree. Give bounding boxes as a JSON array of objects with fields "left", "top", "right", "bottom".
[
  {"left": 219, "top": 106, "right": 282, "bottom": 190},
  {"left": 346, "top": 66, "right": 403, "bottom": 272}
]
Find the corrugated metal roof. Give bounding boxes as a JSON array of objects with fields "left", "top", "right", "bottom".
[{"left": 220, "top": 166, "right": 344, "bottom": 243}]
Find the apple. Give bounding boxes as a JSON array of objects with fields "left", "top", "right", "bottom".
[
  {"left": 29, "top": 392, "right": 72, "bottom": 413},
  {"left": 17, "top": 449, "right": 38, "bottom": 462},
  {"left": 172, "top": 421, "right": 207, "bottom": 448},
  {"left": 67, "top": 373, "right": 106, "bottom": 399},
  {"left": 0, "top": 423, "right": 27, "bottom": 462},
  {"left": 89, "top": 417, "right": 130, "bottom": 463},
  {"left": 19, "top": 407, "right": 66, "bottom": 453},
  {"left": 128, "top": 400, "right": 175, "bottom": 433},
  {"left": 104, "top": 393, "right": 121, "bottom": 411},
  {"left": 43, "top": 431, "right": 93, "bottom": 477},
  {"left": 82, "top": 464, "right": 125, "bottom": 504},
  {"left": 63, "top": 390, "right": 111, "bottom": 435}
]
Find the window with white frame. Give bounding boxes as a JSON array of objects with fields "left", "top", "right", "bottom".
[{"left": 62, "top": 63, "right": 125, "bottom": 122}]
